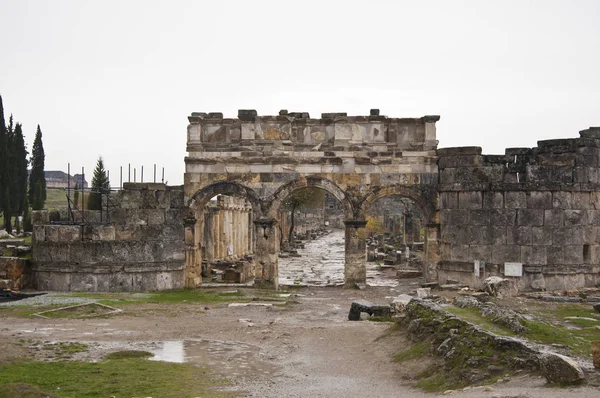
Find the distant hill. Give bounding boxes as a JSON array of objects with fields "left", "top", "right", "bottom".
[{"left": 44, "top": 170, "right": 88, "bottom": 188}]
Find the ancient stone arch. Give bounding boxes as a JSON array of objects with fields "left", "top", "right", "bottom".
[{"left": 184, "top": 109, "right": 440, "bottom": 288}]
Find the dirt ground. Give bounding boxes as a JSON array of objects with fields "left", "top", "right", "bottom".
[{"left": 2, "top": 283, "right": 600, "bottom": 398}]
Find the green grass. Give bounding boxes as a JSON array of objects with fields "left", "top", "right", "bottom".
[
  {"left": 68, "top": 288, "right": 251, "bottom": 306},
  {"left": 0, "top": 358, "right": 232, "bottom": 398},
  {"left": 414, "top": 365, "right": 463, "bottom": 392},
  {"left": 447, "top": 303, "right": 600, "bottom": 357},
  {"left": 446, "top": 306, "right": 517, "bottom": 337},
  {"left": 43, "top": 343, "right": 88, "bottom": 356},
  {"left": 45, "top": 188, "right": 70, "bottom": 211},
  {"left": 393, "top": 341, "right": 430, "bottom": 363},
  {"left": 104, "top": 350, "right": 152, "bottom": 360}
]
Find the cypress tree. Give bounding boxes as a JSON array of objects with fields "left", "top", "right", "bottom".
[
  {"left": 88, "top": 157, "right": 110, "bottom": 211},
  {"left": 29, "top": 125, "right": 46, "bottom": 210},
  {"left": 13, "top": 123, "right": 29, "bottom": 214},
  {"left": 2, "top": 116, "right": 15, "bottom": 232},
  {"left": 22, "top": 197, "right": 32, "bottom": 233},
  {"left": 0, "top": 96, "right": 7, "bottom": 218}
]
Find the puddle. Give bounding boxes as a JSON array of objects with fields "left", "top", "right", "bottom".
[
  {"left": 278, "top": 229, "right": 399, "bottom": 287},
  {"left": 88, "top": 339, "right": 277, "bottom": 378}
]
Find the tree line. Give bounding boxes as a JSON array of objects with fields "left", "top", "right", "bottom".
[{"left": 0, "top": 95, "right": 46, "bottom": 234}]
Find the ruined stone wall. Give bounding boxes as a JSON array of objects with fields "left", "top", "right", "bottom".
[
  {"left": 202, "top": 195, "right": 252, "bottom": 262},
  {"left": 438, "top": 127, "right": 600, "bottom": 291},
  {"left": 31, "top": 183, "right": 185, "bottom": 291}
]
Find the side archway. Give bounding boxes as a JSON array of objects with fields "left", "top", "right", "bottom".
[
  {"left": 359, "top": 184, "right": 440, "bottom": 282},
  {"left": 184, "top": 181, "right": 260, "bottom": 287}
]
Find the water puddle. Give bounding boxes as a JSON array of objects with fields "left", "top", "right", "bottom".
[
  {"left": 90, "top": 339, "right": 277, "bottom": 378},
  {"left": 278, "top": 229, "right": 399, "bottom": 287}
]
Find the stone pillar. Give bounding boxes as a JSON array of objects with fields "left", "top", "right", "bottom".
[
  {"left": 184, "top": 216, "right": 201, "bottom": 287},
  {"left": 424, "top": 222, "right": 440, "bottom": 282},
  {"left": 204, "top": 210, "right": 214, "bottom": 261},
  {"left": 344, "top": 219, "right": 367, "bottom": 287},
  {"left": 253, "top": 218, "right": 279, "bottom": 289}
]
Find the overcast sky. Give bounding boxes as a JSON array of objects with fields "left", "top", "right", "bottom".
[{"left": 1, "top": 0, "right": 599, "bottom": 186}]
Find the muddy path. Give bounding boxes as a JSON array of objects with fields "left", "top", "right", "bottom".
[{"left": 3, "top": 284, "right": 600, "bottom": 397}]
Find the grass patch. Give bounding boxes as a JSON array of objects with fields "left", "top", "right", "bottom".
[
  {"left": 446, "top": 306, "right": 517, "bottom": 337},
  {"left": 0, "top": 358, "right": 232, "bottom": 398},
  {"left": 393, "top": 341, "right": 430, "bottom": 363},
  {"left": 414, "top": 365, "right": 463, "bottom": 392},
  {"left": 105, "top": 350, "right": 152, "bottom": 360},
  {"left": 69, "top": 289, "right": 251, "bottom": 305},
  {"left": 0, "top": 383, "right": 58, "bottom": 398}
]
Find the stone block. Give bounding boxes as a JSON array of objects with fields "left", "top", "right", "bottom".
[
  {"left": 32, "top": 210, "right": 49, "bottom": 225},
  {"left": 564, "top": 210, "right": 588, "bottom": 226},
  {"left": 567, "top": 227, "right": 584, "bottom": 245},
  {"left": 590, "top": 246, "right": 600, "bottom": 264},
  {"left": 470, "top": 245, "right": 492, "bottom": 263},
  {"left": 440, "top": 192, "right": 459, "bottom": 209},
  {"left": 517, "top": 209, "right": 544, "bottom": 226},
  {"left": 57, "top": 226, "right": 81, "bottom": 242},
  {"left": 564, "top": 245, "right": 584, "bottom": 264},
  {"left": 505, "top": 192, "right": 527, "bottom": 209},
  {"left": 492, "top": 245, "right": 521, "bottom": 264},
  {"left": 33, "top": 226, "right": 45, "bottom": 242},
  {"left": 547, "top": 246, "right": 564, "bottom": 264},
  {"left": 469, "top": 226, "right": 493, "bottom": 245},
  {"left": 146, "top": 209, "right": 166, "bottom": 226},
  {"left": 527, "top": 191, "right": 552, "bottom": 209},
  {"left": 532, "top": 227, "right": 553, "bottom": 245},
  {"left": 437, "top": 147, "right": 482, "bottom": 156},
  {"left": 544, "top": 209, "right": 564, "bottom": 227},
  {"left": 458, "top": 191, "right": 482, "bottom": 209},
  {"left": 441, "top": 209, "right": 468, "bottom": 225},
  {"left": 451, "top": 244, "right": 470, "bottom": 262},
  {"left": 490, "top": 209, "right": 517, "bottom": 226},
  {"left": 572, "top": 192, "right": 591, "bottom": 209},
  {"left": 507, "top": 227, "right": 532, "bottom": 245},
  {"left": 468, "top": 210, "right": 490, "bottom": 225},
  {"left": 584, "top": 226, "right": 600, "bottom": 245},
  {"left": 521, "top": 246, "right": 547, "bottom": 265},
  {"left": 483, "top": 191, "right": 504, "bottom": 209},
  {"left": 491, "top": 226, "right": 507, "bottom": 245},
  {"left": 553, "top": 191, "right": 572, "bottom": 209},
  {"left": 539, "top": 352, "right": 584, "bottom": 384}
]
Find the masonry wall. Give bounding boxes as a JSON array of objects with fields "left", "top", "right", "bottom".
[
  {"left": 438, "top": 127, "right": 600, "bottom": 291},
  {"left": 31, "top": 183, "right": 185, "bottom": 292}
]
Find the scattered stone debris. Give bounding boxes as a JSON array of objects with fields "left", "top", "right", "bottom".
[
  {"left": 539, "top": 352, "right": 585, "bottom": 384},
  {"left": 390, "top": 294, "right": 413, "bottom": 313},
  {"left": 483, "top": 276, "right": 515, "bottom": 299},
  {"left": 348, "top": 299, "right": 391, "bottom": 321}
]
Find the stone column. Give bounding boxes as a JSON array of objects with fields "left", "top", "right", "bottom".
[
  {"left": 184, "top": 216, "right": 201, "bottom": 287},
  {"left": 204, "top": 210, "right": 214, "bottom": 261},
  {"left": 344, "top": 219, "right": 367, "bottom": 287},
  {"left": 424, "top": 222, "right": 440, "bottom": 282},
  {"left": 253, "top": 218, "right": 279, "bottom": 289}
]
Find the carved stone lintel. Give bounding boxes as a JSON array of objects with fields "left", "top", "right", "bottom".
[
  {"left": 183, "top": 217, "right": 197, "bottom": 227},
  {"left": 254, "top": 218, "right": 278, "bottom": 228},
  {"left": 344, "top": 220, "right": 367, "bottom": 229}
]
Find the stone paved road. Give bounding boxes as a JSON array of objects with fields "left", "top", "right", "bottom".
[{"left": 278, "top": 229, "right": 398, "bottom": 287}]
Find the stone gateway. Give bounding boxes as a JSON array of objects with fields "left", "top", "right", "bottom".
[{"left": 29, "top": 110, "right": 600, "bottom": 292}]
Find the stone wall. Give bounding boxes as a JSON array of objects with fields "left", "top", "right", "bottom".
[
  {"left": 31, "top": 183, "right": 185, "bottom": 291},
  {"left": 0, "top": 257, "right": 29, "bottom": 290},
  {"left": 438, "top": 127, "right": 600, "bottom": 291}
]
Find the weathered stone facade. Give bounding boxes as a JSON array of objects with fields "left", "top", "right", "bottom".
[
  {"left": 31, "top": 183, "right": 185, "bottom": 291},
  {"left": 438, "top": 127, "right": 600, "bottom": 291},
  {"left": 28, "top": 108, "right": 600, "bottom": 293},
  {"left": 184, "top": 110, "right": 441, "bottom": 288}
]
